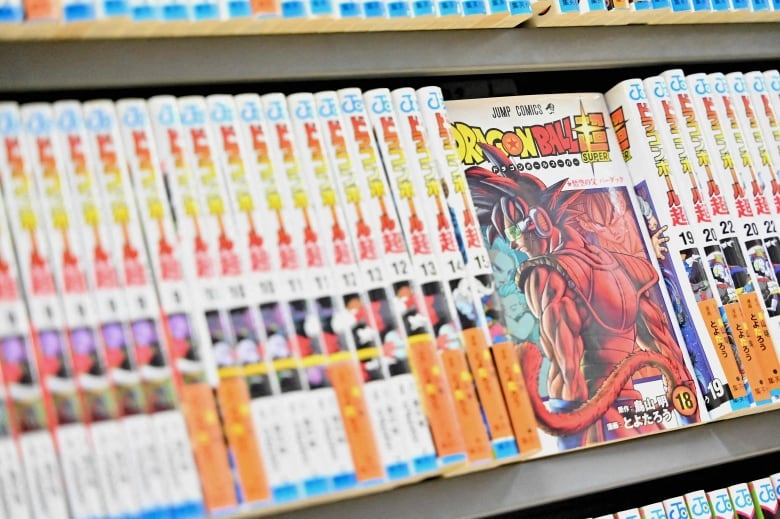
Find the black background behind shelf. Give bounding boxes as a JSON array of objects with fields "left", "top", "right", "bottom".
[{"left": 5, "top": 53, "right": 780, "bottom": 518}]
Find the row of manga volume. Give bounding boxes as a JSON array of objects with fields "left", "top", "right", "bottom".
[
  {"left": 0, "top": 86, "right": 542, "bottom": 518},
  {"left": 589, "top": 471, "right": 780, "bottom": 518},
  {"left": 530, "top": 0, "right": 780, "bottom": 27},
  {"left": 0, "top": 0, "right": 531, "bottom": 32},
  {"left": 444, "top": 68, "right": 780, "bottom": 455}
]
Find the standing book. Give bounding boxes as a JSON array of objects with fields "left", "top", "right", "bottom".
[{"left": 446, "top": 92, "right": 705, "bottom": 455}]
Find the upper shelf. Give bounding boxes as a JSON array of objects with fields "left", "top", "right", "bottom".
[
  {"left": 261, "top": 409, "right": 780, "bottom": 519},
  {"left": 0, "top": 23, "right": 778, "bottom": 92}
]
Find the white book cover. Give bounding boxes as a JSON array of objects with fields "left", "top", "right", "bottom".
[{"left": 447, "top": 89, "right": 706, "bottom": 457}]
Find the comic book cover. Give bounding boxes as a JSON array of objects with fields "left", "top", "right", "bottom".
[
  {"left": 722, "top": 72, "right": 780, "bottom": 401},
  {"left": 230, "top": 92, "right": 332, "bottom": 503},
  {"left": 334, "top": 87, "right": 441, "bottom": 475},
  {"left": 261, "top": 92, "right": 361, "bottom": 495},
  {"left": 664, "top": 496, "right": 691, "bottom": 518},
  {"left": 0, "top": 193, "right": 35, "bottom": 519},
  {"left": 390, "top": 87, "right": 496, "bottom": 466},
  {"left": 608, "top": 78, "right": 749, "bottom": 416},
  {"left": 0, "top": 101, "right": 105, "bottom": 519},
  {"left": 418, "top": 85, "right": 539, "bottom": 458},
  {"left": 616, "top": 509, "right": 642, "bottom": 519},
  {"left": 750, "top": 478, "right": 780, "bottom": 519},
  {"left": 730, "top": 483, "right": 758, "bottom": 519},
  {"left": 84, "top": 100, "right": 221, "bottom": 513},
  {"left": 288, "top": 92, "right": 408, "bottom": 481},
  {"left": 208, "top": 93, "right": 310, "bottom": 504},
  {"left": 364, "top": 87, "right": 471, "bottom": 467},
  {"left": 684, "top": 72, "right": 780, "bottom": 409},
  {"left": 686, "top": 490, "right": 715, "bottom": 519},
  {"left": 175, "top": 94, "right": 274, "bottom": 507},
  {"left": 710, "top": 488, "right": 737, "bottom": 519},
  {"left": 640, "top": 502, "right": 669, "bottom": 518},
  {"left": 25, "top": 101, "right": 146, "bottom": 519},
  {"left": 660, "top": 70, "right": 780, "bottom": 408},
  {"left": 116, "top": 98, "right": 217, "bottom": 517},
  {"left": 446, "top": 91, "right": 705, "bottom": 456}
]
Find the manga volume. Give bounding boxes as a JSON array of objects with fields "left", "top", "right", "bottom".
[
  {"left": 709, "top": 488, "right": 738, "bottom": 519},
  {"left": 446, "top": 91, "right": 704, "bottom": 455},
  {"left": 0, "top": 102, "right": 102, "bottom": 519},
  {"left": 606, "top": 79, "right": 745, "bottom": 417},
  {"left": 364, "top": 87, "right": 469, "bottom": 466},
  {"left": 334, "top": 87, "right": 441, "bottom": 474},
  {"left": 417, "top": 85, "right": 536, "bottom": 458}
]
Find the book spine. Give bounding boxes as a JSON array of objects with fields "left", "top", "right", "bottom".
[
  {"left": 391, "top": 87, "right": 492, "bottom": 465},
  {"left": 364, "top": 87, "right": 468, "bottom": 468},
  {"left": 418, "top": 85, "right": 538, "bottom": 459},
  {"left": 641, "top": 502, "right": 669, "bottom": 518},
  {"left": 288, "top": 91, "right": 389, "bottom": 485},
  {"left": 750, "top": 478, "right": 780, "bottom": 519},
  {"left": 29, "top": 101, "right": 146, "bottom": 519},
  {"left": 663, "top": 496, "right": 691, "bottom": 518},
  {"left": 709, "top": 488, "right": 737, "bottom": 519},
  {"left": 730, "top": 482, "right": 758, "bottom": 519},
  {"left": 233, "top": 92, "right": 328, "bottom": 502},
  {"left": 3, "top": 101, "right": 102, "bottom": 519},
  {"left": 0, "top": 195, "right": 35, "bottom": 519},
  {"left": 336, "top": 87, "right": 440, "bottom": 475},
  {"left": 605, "top": 79, "right": 737, "bottom": 419},
  {"left": 686, "top": 490, "right": 714, "bottom": 519},
  {"left": 645, "top": 75, "right": 757, "bottom": 411},
  {"left": 263, "top": 92, "right": 359, "bottom": 496},
  {"left": 664, "top": 70, "right": 780, "bottom": 408},
  {"left": 147, "top": 95, "right": 239, "bottom": 513}
]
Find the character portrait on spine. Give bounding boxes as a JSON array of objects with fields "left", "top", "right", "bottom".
[{"left": 466, "top": 143, "right": 699, "bottom": 449}]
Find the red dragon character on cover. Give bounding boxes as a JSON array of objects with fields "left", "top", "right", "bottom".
[{"left": 466, "top": 143, "right": 699, "bottom": 449}]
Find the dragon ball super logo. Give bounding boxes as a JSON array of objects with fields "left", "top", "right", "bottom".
[{"left": 451, "top": 105, "right": 612, "bottom": 168}]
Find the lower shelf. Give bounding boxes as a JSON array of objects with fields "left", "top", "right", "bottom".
[{"left": 233, "top": 409, "right": 780, "bottom": 519}]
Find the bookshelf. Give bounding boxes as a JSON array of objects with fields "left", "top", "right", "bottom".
[
  {"left": 1, "top": 19, "right": 779, "bottom": 519},
  {"left": 0, "top": 24, "right": 778, "bottom": 92}
]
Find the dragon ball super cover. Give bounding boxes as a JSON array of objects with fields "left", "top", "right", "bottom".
[{"left": 445, "top": 93, "right": 704, "bottom": 454}]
